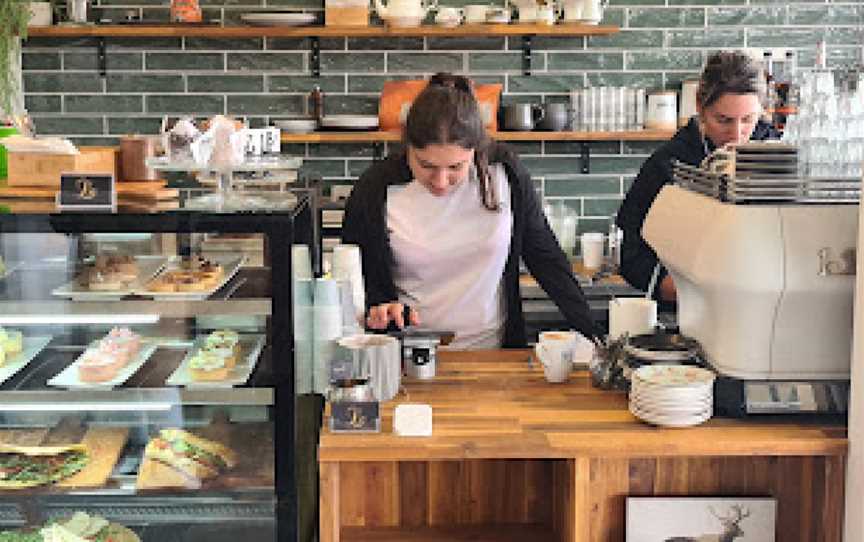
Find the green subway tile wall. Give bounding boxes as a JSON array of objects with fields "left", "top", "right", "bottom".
[{"left": 22, "top": 0, "right": 864, "bottom": 235}]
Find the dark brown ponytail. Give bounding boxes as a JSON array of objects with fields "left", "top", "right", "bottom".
[{"left": 405, "top": 73, "right": 499, "bottom": 211}]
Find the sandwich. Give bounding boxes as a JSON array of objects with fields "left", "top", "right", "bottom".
[
  {"left": 0, "top": 512, "right": 140, "bottom": 542},
  {"left": 144, "top": 429, "right": 237, "bottom": 483},
  {"left": 40, "top": 512, "right": 140, "bottom": 542},
  {"left": 0, "top": 443, "right": 89, "bottom": 489}
]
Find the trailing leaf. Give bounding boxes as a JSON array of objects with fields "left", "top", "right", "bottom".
[{"left": 0, "top": 0, "right": 30, "bottom": 115}]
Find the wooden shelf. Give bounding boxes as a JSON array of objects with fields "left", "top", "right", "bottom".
[
  {"left": 281, "top": 129, "right": 675, "bottom": 144},
  {"left": 27, "top": 23, "right": 618, "bottom": 39},
  {"left": 341, "top": 524, "right": 555, "bottom": 542}
]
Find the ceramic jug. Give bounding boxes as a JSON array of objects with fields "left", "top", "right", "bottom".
[
  {"left": 374, "top": 0, "right": 436, "bottom": 26},
  {"left": 503, "top": 104, "right": 544, "bottom": 131}
]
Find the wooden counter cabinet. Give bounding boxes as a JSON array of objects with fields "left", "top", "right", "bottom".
[{"left": 318, "top": 350, "right": 847, "bottom": 542}]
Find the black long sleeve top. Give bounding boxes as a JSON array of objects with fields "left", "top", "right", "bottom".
[
  {"left": 615, "top": 117, "right": 779, "bottom": 298},
  {"left": 341, "top": 142, "right": 600, "bottom": 346}
]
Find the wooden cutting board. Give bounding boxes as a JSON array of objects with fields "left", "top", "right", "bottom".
[
  {"left": 136, "top": 422, "right": 274, "bottom": 491},
  {"left": 0, "top": 423, "right": 129, "bottom": 490}
]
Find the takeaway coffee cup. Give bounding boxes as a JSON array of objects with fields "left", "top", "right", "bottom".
[
  {"left": 535, "top": 331, "right": 579, "bottom": 382},
  {"left": 581, "top": 232, "right": 605, "bottom": 270},
  {"left": 608, "top": 298, "right": 657, "bottom": 340}
]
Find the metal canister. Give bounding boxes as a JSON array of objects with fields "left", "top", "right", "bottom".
[{"left": 402, "top": 335, "right": 439, "bottom": 379}]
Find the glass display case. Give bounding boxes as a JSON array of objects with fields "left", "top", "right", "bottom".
[{"left": 0, "top": 193, "right": 313, "bottom": 542}]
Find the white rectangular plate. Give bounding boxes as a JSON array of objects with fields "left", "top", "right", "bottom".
[
  {"left": 51, "top": 256, "right": 170, "bottom": 301},
  {"left": 47, "top": 342, "right": 158, "bottom": 390},
  {"left": 165, "top": 334, "right": 266, "bottom": 389},
  {"left": 136, "top": 255, "right": 247, "bottom": 301},
  {"left": 0, "top": 336, "right": 53, "bottom": 386}
]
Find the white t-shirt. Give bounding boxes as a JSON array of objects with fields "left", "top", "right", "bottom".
[{"left": 387, "top": 164, "right": 513, "bottom": 349}]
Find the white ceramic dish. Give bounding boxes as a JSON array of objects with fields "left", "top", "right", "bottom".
[
  {"left": 165, "top": 334, "right": 266, "bottom": 389},
  {"left": 630, "top": 403, "right": 712, "bottom": 428},
  {"left": 48, "top": 342, "right": 158, "bottom": 390},
  {"left": 0, "top": 336, "right": 53, "bottom": 386},
  {"left": 632, "top": 365, "right": 715, "bottom": 388},
  {"left": 319, "top": 115, "right": 379, "bottom": 130},
  {"left": 240, "top": 12, "right": 317, "bottom": 26},
  {"left": 274, "top": 119, "right": 318, "bottom": 134},
  {"left": 52, "top": 256, "right": 170, "bottom": 301}
]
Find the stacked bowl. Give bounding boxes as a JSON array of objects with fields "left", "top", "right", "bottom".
[{"left": 629, "top": 365, "right": 715, "bottom": 427}]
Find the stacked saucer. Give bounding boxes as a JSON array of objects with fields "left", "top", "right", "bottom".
[{"left": 629, "top": 365, "right": 715, "bottom": 427}]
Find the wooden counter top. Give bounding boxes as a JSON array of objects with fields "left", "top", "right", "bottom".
[{"left": 319, "top": 349, "right": 847, "bottom": 462}]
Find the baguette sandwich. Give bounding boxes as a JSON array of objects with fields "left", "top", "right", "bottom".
[
  {"left": 0, "top": 443, "right": 89, "bottom": 489},
  {"left": 144, "top": 429, "right": 237, "bottom": 482}
]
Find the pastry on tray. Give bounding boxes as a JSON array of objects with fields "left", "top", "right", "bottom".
[
  {"left": 188, "top": 350, "right": 230, "bottom": 381},
  {"left": 0, "top": 327, "right": 23, "bottom": 357},
  {"left": 76, "top": 327, "right": 142, "bottom": 383},
  {"left": 76, "top": 254, "right": 141, "bottom": 292},
  {"left": 146, "top": 257, "right": 224, "bottom": 293}
]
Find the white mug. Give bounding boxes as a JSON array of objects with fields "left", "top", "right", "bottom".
[
  {"left": 537, "top": 5, "right": 556, "bottom": 25},
  {"left": 535, "top": 331, "right": 578, "bottom": 383},
  {"left": 645, "top": 91, "right": 678, "bottom": 130},
  {"left": 608, "top": 298, "right": 657, "bottom": 340},
  {"left": 561, "top": 0, "right": 582, "bottom": 21},
  {"left": 517, "top": 4, "right": 537, "bottom": 22},
  {"left": 435, "top": 6, "right": 463, "bottom": 26},
  {"left": 464, "top": 4, "right": 488, "bottom": 23}
]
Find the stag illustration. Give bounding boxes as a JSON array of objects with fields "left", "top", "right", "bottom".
[{"left": 664, "top": 504, "right": 751, "bottom": 542}]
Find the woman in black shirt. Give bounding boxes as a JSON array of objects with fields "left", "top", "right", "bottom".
[{"left": 616, "top": 51, "right": 779, "bottom": 302}]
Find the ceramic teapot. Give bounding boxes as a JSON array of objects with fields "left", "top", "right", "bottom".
[{"left": 374, "top": 0, "right": 437, "bottom": 27}]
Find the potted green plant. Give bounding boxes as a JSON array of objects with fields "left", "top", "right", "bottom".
[{"left": 0, "top": 0, "right": 31, "bottom": 116}]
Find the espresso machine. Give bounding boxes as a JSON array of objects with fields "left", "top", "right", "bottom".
[{"left": 642, "top": 146, "right": 858, "bottom": 416}]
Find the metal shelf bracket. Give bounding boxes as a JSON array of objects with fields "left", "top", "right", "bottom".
[
  {"left": 580, "top": 142, "right": 590, "bottom": 174},
  {"left": 372, "top": 142, "right": 384, "bottom": 161},
  {"left": 310, "top": 37, "right": 320, "bottom": 77},
  {"left": 521, "top": 35, "right": 532, "bottom": 76},
  {"left": 97, "top": 37, "right": 107, "bottom": 77}
]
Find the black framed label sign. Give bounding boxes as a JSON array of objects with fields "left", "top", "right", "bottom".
[{"left": 56, "top": 173, "right": 116, "bottom": 212}]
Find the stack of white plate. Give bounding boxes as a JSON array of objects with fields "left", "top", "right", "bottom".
[{"left": 629, "top": 365, "right": 715, "bottom": 427}]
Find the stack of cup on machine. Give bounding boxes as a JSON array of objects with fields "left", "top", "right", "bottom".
[
  {"left": 313, "top": 278, "right": 343, "bottom": 394},
  {"left": 292, "top": 245, "right": 314, "bottom": 394},
  {"left": 331, "top": 244, "right": 365, "bottom": 333}
]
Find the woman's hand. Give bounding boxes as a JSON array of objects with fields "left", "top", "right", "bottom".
[{"left": 366, "top": 303, "right": 421, "bottom": 330}]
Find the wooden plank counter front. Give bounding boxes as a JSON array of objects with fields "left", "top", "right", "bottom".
[{"left": 319, "top": 350, "right": 847, "bottom": 542}]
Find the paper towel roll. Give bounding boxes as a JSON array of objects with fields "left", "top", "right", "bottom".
[{"left": 608, "top": 298, "right": 657, "bottom": 340}]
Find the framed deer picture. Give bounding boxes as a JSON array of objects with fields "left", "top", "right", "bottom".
[{"left": 626, "top": 497, "right": 776, "bottom": 542}]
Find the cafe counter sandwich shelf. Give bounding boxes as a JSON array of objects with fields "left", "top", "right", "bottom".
[
  {"left": 318, "top": 350, "right": 847, "bottom": 542},
  {"left": 0, "top": 200, "right": 314, "bottom": 542}
]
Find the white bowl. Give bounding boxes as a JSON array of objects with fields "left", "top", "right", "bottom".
[{"left": 275, "top": 119, "right": 318, "bottom": 134}]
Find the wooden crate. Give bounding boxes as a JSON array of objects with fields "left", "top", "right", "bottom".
[{"left": 7, "top": 147, "right": 117, "bottom": 187}]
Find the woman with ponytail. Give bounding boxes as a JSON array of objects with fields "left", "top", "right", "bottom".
[{"left": 342, "top": 73, "right": 598, "bottom": 349}]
